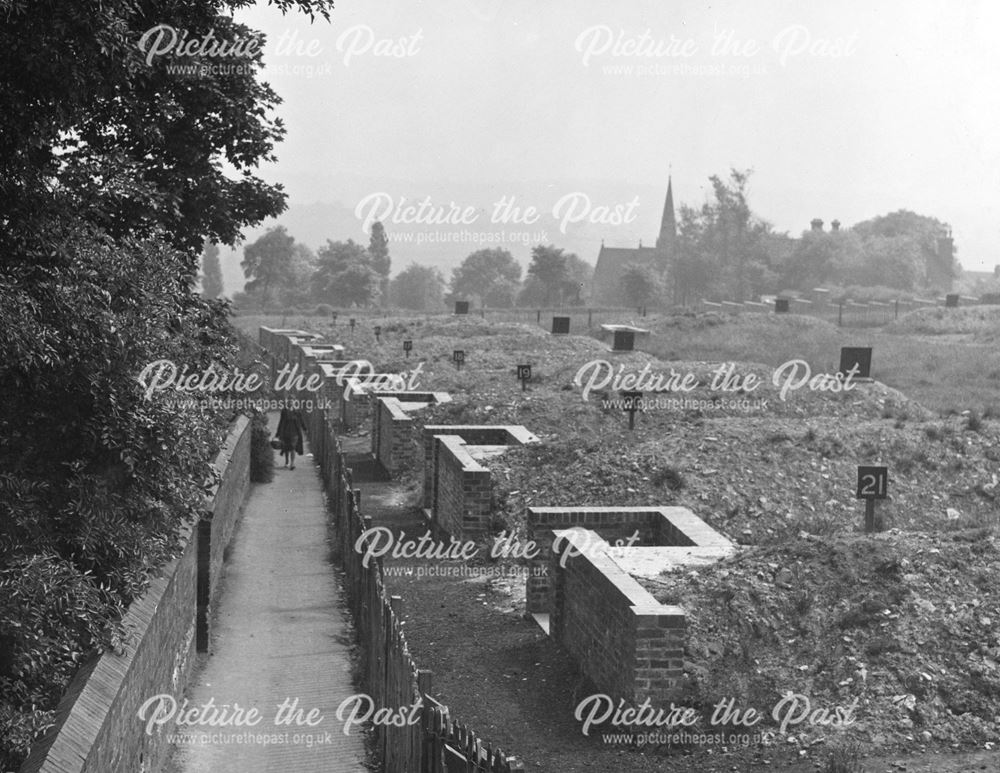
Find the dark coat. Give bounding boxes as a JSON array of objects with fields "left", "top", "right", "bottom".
[{"left": 276, "top": 409, "right": 304, "bottom": 455}]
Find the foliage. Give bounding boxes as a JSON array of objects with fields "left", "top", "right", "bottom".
[
  {"left": 312, "top": 239, "right": 382, "bottom": 307},
  {"left": 201, "top": 240, "right": 226, "bottom": 299},
  {"left": 618, "top": 262, "right": 663, "bottom": 307},
  {"left": 674, "top": 169, "right": 776, "bottom": 302},
  {"left": 249, "top": 412, "right": 275, "bottom": 483},
  {"left": 368, "top": 221, "right": 391, "bottom": 304},
  {"left": 391, "top": 262, "right": 447, "bottom": 310},
  {"left": 525, "top": 245, "right": 591, "bottom": 305},
  {"left": 241, "top": 225, "right": 297, "bottom": 305},
  {"left": 0, "top": 0, "right": 336, "bottom": 766},
  {"left": 449, "top": 248, "right": 522, "bottom": 307}
]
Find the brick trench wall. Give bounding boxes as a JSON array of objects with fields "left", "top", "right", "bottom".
[
  {"left": 19, "top": 420, "right": 252, "bottom": 773},
  {"left": 549, "top": 530, "right": 686, "bottom": 705},
  {"left": 372, "top": 399, "right": 417, "bottom": 475},
  {"left": 525, "top": 509, "right": 664, "bottom": 613},
  {"left": 432, "top": 436, "right": 493, "bottom": 536},
  {"left": 420, "top": 426, "right": 523, "bottom": 510}
]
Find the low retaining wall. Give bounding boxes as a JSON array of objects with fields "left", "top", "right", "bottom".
[
  {"left": 20, "top": 418, "right": 252, "bottom": 773},
  {"left": 525, "top": 506, "right": 733, "bottom": 613},
  {"left": 550, "top": 529, "right": 686, "bottom": 705},
  {"left": 421, "top": 425, "right": 538, "bottom": 537}
]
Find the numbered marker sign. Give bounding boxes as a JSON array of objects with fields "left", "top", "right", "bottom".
[
  {"left": 839, "top": 347, "right": 873, "bottom": 380},
  {"left": 621, "top": 390, "right": 643, "bottom": 412},
  {"left": 517, "top": 364, "right": 531, "bottom": 381},
  {"left": 945, "top": 293, "right": 959, "bottom": 308},
  {"left": 454, "top": 301, "right": 469, "bottom": 315},
  {"left": 856, "top": 466, "right": 888, "bottom": 500},
  {"left": 374, "top": 326, "right": 382, "bottom": 336},
  {"left": 453, "top": 349, "right": 465, "bottom": 365},
  {"left": 551, "top": 316, "right": 570, "bottom": 335},
  {"left": 349, "top": 318, "right": 356, "bottom": 330},
  {"left": 775, "top": 298, "right": 790, "bottom": 313},
  {"left": 403, "top": 340, "right": 413, "bottom": 352}
]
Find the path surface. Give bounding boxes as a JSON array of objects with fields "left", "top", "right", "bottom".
[{"left": 165, "top": 427, "right": 367, "bottom": 773}]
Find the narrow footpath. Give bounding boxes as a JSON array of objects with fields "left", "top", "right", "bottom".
[{"left": 165, "top": 421, "right": 367, "bottom": 773}]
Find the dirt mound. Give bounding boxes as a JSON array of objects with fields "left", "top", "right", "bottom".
[{"left": 641, "top": 530, "right": 1000, "bottom": 753}]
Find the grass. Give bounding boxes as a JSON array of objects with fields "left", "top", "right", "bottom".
[{"left": 639, "top": 312, "right": 1000, "bottom": 416}]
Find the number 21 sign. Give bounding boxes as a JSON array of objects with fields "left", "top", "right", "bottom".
[{"left": 856, "top": 466, "right": 888, "bottom": 499}]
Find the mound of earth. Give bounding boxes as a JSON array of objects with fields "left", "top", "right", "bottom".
[{"left": 638, "top": 530, "right": 1000, "bottom": 754}]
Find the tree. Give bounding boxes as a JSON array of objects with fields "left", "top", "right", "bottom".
[
  {"left": 241, "top": 226, "right": 296, "bottom": 306},
  {"left": 450, "top": 248, "right": 522, "bottom": 307},
  {"left": 852, "top": 210, "right": 955, "bottom": 290},
  {"left": 0, "top": 0, "right": 333, "bottom": 258},
  {"left": 391, "top": 263, "right": 446, "bottom": 310},
  {"left": 368, "top": 222, "right": 391, "bottom": 305},
  {"left": 619, "top": 263, "right": 663, "bottom": 307},
  {"left": 0, "top": 1, "right": 335, "bottom": 766},
  {"left": 200, "top": 241, "right": 225, "bottom": 299},
  {"left": 312, "top": 239, "right": 381, "bottom": 307},
  {"left": 672, "top": 170, "right": 775, "bottom": 302}
]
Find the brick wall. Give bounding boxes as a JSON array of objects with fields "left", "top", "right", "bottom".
[
  {"left": 525, "top": 506, "right": 733, "bottom": 613},
  {"left": 371, "top": 393, "right": 452, "bottom": 475},
  {"left": 549, "top": 529, "right": 686, "bottom": 705},
  {"left": 432, "top": 435, "right": 493, "bottom": 535},
  {"left": 19, "top": 419, "right": 251, "bottom": 773},
  {"left": 420, "top": 425, "right": 538, "bottom": 510}
]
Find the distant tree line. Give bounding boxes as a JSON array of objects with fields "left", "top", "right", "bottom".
[
  {"left": 617, "top": 168, "right": 961, "bottom": 308},
  {"left": 235, "top": 224, "right": 596, "bottom": 311}
]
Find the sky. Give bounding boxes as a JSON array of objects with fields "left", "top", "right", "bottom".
[{"left": 221, "top": 0, "right": 1000, "bottom": 291}]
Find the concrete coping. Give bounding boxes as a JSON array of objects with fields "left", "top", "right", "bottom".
[
  {"left": 552, "top": 528, "right": 683, "bottom": 619},
  {"left": 378, "top": 393, "right": 452, "bottom": 421},
  {"left": 424, "top": 424, "right": 539, "bottom": 446},
  {"left": 600, "top": 323, "right": 651, "bottom": 334},
  {"left": 612, "top": 546, "right": 735, "bottom": 581},
  {"left": 467, "top": 444, "right": 512, "bottom": 463},
  {"left": 436, "top": 434, "right": 487, "bottom": 472},
  {"left": 318, "top": 361, "right": 369, "bottom": 379}
]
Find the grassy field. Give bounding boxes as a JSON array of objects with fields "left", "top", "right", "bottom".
[{"left": 234, "top": 307, "right": 1000, "bottom": 417}]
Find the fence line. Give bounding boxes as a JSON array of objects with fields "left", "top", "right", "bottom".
[{"left": 309, "top": 405, "right": 524, "bottom": 773}]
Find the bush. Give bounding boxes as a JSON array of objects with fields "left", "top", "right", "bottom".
[
  {"left": 315, "top": 303, "right": 334, "bottom": 317},
  {"left": 250, "top": 412, "right": 275, "bottom": 483}
]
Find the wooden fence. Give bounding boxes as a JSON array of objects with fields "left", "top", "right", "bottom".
[{"left": 311, "top": 407, "right": 524, "bottom": 773}]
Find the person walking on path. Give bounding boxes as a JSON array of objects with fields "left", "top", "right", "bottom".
[{"left": 276, "top": 405, "right": 304, "bottom": 469}]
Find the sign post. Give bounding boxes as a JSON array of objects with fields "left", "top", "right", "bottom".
[
  {"left": 453, "top": 349, "right": 465, "bottom": 370},
  {"left": 349, "top": 317, "right": 356, "bottom": 332},
  {"left": 332, "top": 311, "right": 338, "bottom": 325},
  {"left": 621, "top": 390, "right": 642, "bottom": 430},
  {"left": 374, "top": 325, "right": 382, "bottom": 344},
  {"left": 403, "top": 339, "right": 413, "bottom": 358},
  {"left": 856, "top": 465, "right": 888, "bottom": 532},
  {"left": 516, "top": 364, "right": 531, "bottom": 391}
]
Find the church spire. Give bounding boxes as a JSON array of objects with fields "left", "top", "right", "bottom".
[{"left": 656, "top": 176, "right": 676, "bottom": 250}]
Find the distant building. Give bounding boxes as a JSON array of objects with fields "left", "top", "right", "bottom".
[{"left": 591, "top": 178, "right": 676, "bottom": 305}]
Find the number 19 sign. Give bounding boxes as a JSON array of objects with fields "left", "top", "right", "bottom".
[{"left": 856, "top": 465, "right": 888, "bottom": 532}]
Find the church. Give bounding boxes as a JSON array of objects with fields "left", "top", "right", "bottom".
[{"left": 590, "top": 179, "right": 677, "bottom": 305}]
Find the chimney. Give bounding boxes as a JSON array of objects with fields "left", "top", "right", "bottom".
[
  {"left": 810, "top": 218, "right": 824, "bottom": 232},
  {"left": 831, "top": 219, "right": 841, "bottom": 232}
]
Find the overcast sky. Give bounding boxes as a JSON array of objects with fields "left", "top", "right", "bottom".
[{"left": 231, "top": 0, "right": 1000, "bottom": 278}]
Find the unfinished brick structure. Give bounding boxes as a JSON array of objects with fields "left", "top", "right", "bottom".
[
  {"left": 421, "top": 425, "right": 538, "bottom": 537},
  {"left": 550, "top": 529, "right": 687, "bottom": 704},
  {"left": 371, "top": 392, "right": 452, "bottom": 475},
  {"left": 528, "top": 507, "right": 734, "bottom": 705},
  {"left": 525, "top": 506, "right": 733, "bottom": 613}
]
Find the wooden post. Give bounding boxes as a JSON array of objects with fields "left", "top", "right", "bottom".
[{"left": 865, "top": 498, "right": 876, "bottom": 533}]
